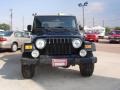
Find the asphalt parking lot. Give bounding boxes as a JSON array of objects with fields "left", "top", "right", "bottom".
[
  {"left": 96, "top": 39, "right": 120, "bottom": 53},
  {"left": 0, "top": 39, "right": 120, "bottom": 90}
]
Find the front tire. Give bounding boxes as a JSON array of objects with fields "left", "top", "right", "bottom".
[
  {"left": 79, "top": 63, "right": 94, "bottom": 77},
  {"left": 11, "top": 43, "right": 18, "bottom": 52},
  {"left": 109, "top": 40, "right": 112, "bottom": 43},
  {"left": 79, "top": 52, "right": 94, "bottom": 77},
  {"left": 22, "top": 64, "right": 35, "bottom": 79},
  {"left": 96, "top": 40, "right": 99, "bottom": 42}
]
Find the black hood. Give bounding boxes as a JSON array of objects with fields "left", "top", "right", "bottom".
[
  {"left": 31, "top": 29, "right": 83, "bottom": 42},
  {"left": 44, "top": 30, "right": 79, "bottom": 36}
]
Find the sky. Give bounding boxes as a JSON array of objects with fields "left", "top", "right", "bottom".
[{"left": 0, "top": 0, "right": 120, "bottom": 30}]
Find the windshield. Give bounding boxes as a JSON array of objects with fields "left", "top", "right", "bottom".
[
  {"left": 33, "top": 16, "right": 77, "bottom": 29},
  {"left": 85, "top": 31, "right": 99, "bottom": 34},
  {"left": 111, "top": 31, "right": 120, "bottom": 34},
  {"left": 0, "top": 31, "right": 13, "bottom": 36}
]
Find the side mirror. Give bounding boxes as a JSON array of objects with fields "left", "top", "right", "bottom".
[
  {"left": 79, "top": 25, "right": 83, "bottom": 31},
  {"left": 27, "top": 25, "right": 32, "bottom": 32}
]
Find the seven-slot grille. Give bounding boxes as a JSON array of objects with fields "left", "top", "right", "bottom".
[{"left": 45, "top": 38, "right": 76, "bottom": 55}]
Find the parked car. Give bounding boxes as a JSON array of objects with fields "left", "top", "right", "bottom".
[
  {"left": 24, "top": 31, "right": 32, "bottom": 38},
  {"left": 0, "top": 29, "right": 4, "bottom": 34},
  {"left": 85, "top": 32, "right": 99, "bottom": 42},
  {"left": 0, "top": 31, "right": 31, "bottom": 52},
  {"left": 108, "top": 30, "right": 120, "bottom": 43},
  {"left": 0, "top": 30, "right": 4, "bottom": 31}
]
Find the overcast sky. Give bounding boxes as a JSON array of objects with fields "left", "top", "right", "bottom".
[{"left": 0, "top": 0, "right": 120, "bottom": 30}]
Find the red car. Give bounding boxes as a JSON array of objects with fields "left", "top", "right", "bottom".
[
  {"left": 108, "top": 30, "right": 120, "bottom": 43},
  {"left": 85, "top": 32, "right": 99, "bottom": 42}
]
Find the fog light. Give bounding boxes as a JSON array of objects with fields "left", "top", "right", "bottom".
[
  {"left": 79, "top": 49, "right": 87, "bottom": 57},
  {"left": 31, "top": 50, "right": 39, "bottom": 58}
]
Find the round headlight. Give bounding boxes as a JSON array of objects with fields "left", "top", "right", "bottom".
[
  {"left": 35, "top": 39, "right": 46, "bottom": 49},
  {"left": 79, "top": 49, "right": 87, "bottom": 57},
  {"left": 31, "top": 50, "right": 39, "bottom": 58},
  {"left": 72, "top": 38, "right": 82, "bottom": 48}
]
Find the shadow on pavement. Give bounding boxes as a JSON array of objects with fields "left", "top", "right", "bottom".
[
  {"left": 0, "top": 49, "right": 11, "bottom": 53},
  {"left": 0, "top": 54, "right": 120, "bottom": 90},
  {"left": 0, "top": 53, "right": 22, "bottom": 79},
  {"left": 33, "top": 68, "right": 120, "bottom": 90},
  {"left": 0, "top": 49, "right": 21, "bottom": 53}
]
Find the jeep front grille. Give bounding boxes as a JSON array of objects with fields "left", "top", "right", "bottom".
[{"left": 44, "top": 38, "right": 76, "bottom": 55}]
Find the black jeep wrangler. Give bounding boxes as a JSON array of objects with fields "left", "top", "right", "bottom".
[{"left": 21, "top": 15, "right": 97, "bottom": 78}]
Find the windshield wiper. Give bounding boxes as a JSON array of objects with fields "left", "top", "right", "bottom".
[
  {"left": 54, "top": 26, "right": 65, "bottom": 28},
  {"left": 36, "top": 26, "right": 77, "bottom": 32},
  {"left": 54, "top": 26, "right": 78, "bottom": 32}
]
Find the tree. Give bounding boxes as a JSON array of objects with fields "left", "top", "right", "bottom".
[
  {"left": 114, "top": 27, "right": 120, "bottom": 30},
  {"left": 105, "top": 27, "right": 111, "bottom": 35},
  {"left": 0, "top": 23, "right": 10, "bottom": 30}
]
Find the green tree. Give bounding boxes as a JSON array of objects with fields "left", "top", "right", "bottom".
[
  {"left": 0, "top": 23, "right": 10, "bottom": 30},
  {"left": 105, "top": 27, "right": 111, "bottom": 35},
  {"left": 114, "top": 27, "right": 120, "bottom": 30}
]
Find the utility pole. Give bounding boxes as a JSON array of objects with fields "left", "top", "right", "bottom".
[
  {"left": 22, "top": 16, "right": 24, "bottom": 30},
  {"left": 78, "top": 1, "right": 88, "bottom": 31},
  {"left": 82, "top": 6, "right": 85, "bottom": 29},
  {"left": 10, "top": 9, "right": 13, "bottom": 30},
  {"left": 102, "top": 20, "right": 104, "bottom": 27},
  {"left": 93, "top": 17, "right": 95, "bottom": 27}
]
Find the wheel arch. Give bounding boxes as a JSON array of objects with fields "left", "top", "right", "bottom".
[{"left": 12, "top": 41, "right": 18, "bottom": 46}]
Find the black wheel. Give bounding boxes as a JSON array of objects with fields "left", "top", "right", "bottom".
[
  {"left": 79, "top": 52, "right": 94, "bottom": 77},
  {"left": 109, "top": 40, "right": 112, "bottom": 43},
  {"left": 79, "top": 63, "right": 94, "bottom": 77},
  {"left": 109, "top": 40, "right": 115, "bottom": 43},
  {"left": 62, "top": 65, "right": 70, "bottom": 68},
  {"left": 22, "top": 64, "right": 35, "bottom": 79},
  {"left": 96, "top": 40, "right": 99, "bottom": 42},
  {"left": 11, "top": 43, "right": 18, "bottom": 52}
]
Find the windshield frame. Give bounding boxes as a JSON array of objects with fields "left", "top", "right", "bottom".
[
  {"left": 111, "top": 30, "right": 120, "bottom": 35},
  {"left": 33, "top": 16, "right": 78, "bottom": 30}
]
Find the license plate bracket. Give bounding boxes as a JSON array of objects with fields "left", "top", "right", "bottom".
[{"left": 52, "top": 59, "right": 67, "bottom": 67}]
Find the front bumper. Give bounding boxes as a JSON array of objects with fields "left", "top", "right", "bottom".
[
  {"left": 0, "top": 42, "right": 11, "bottom": 49},
  {"left": 109, "top": 38, "right": 120, "bottom": 42},
  {"left": 85, "top": 38, "right": 98, "bottom": 42},
  {"left": 21, "top": 55, "right": 97, "bottom": 65}
]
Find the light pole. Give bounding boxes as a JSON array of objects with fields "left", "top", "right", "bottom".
[
  {"left": 10, "top": 9, "right": 13, "bottom": 30},
  {"left": 93, "top": 17, "right": 95, "bottom": 27},
  {"left": 22, "top": 16, "right": 24, "bottom": 30},
  {"left": 78, "top": 1, "right": 88, "bottom": 30},
  {"left": 102, "top": 20, "right": 105, "bottom": 27}
]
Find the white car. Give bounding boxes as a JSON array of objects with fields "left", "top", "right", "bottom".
[{"left": 0, "top": 31, "right": 31, "bottom": 52}]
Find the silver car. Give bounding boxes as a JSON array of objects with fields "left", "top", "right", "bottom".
[{"left": 0, "top": 31, "right": 31, "bottom": 52}]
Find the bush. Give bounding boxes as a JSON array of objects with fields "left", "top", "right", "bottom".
[
  {"left": 0, "top": 23, "right": 10, "bottom": 30},
  {"left": 114, "top": 27, "right": 120, "bottom": 30},
  {"left": 105, "top": 27, "right": 111, "bottom": 35}
]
